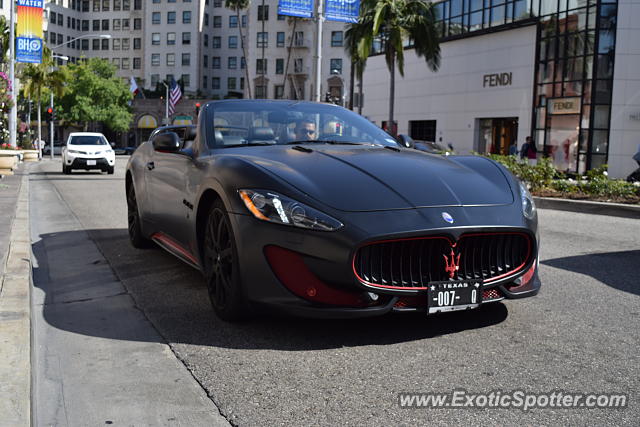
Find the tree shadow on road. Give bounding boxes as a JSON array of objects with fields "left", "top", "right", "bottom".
[
  {"left": 31, "top": 228, "right": 508, "bottom": 351},
  {"left": 542, "top": 250, "right": 640, "bottom": 297}
]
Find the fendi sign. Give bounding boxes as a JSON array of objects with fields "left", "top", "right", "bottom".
[
  {"left": 483, "top": 72, "right": 512, "bottom": 88},
  {"left": 548, "top": 97, "right": 581, "bottom": 115}
]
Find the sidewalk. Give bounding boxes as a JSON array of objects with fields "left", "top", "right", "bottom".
[{"left": 0, "top": 164, "right": 31, "bottom": 427}]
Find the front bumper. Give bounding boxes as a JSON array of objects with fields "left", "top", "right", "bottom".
[
  {"left": 66, "top": 154, "right": 115, "bottom": 170},
  {"left": 227, "top": 203, "right": 541, "bottom": 319}
]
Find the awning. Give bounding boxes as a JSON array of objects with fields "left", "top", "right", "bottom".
[
  {"left": 137, "top": 115, "right": 158, "bottom": 129},
  {"left": 173, "top": 115, "right": 193, "bottom": 126}
]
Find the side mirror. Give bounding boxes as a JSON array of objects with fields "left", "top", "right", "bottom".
[
  {"left": 110, "top": 142, "right": 115, "bottom": 148},
  {"left": 397, "top": 134, "right": 415, "bottom": 149},
  {"left": 153, "top": 132, "right": 181, "bottom": 152}
]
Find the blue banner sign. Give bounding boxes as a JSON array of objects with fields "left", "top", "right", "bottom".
[
  {"left": 278, "top": 0, "right": 314, "bottom": 18},
  {"left": 16, "top": 37, "right": 43, "bottom": 63},
  {"left": 325, "top": 0, "right": 360, "bottom": 23}
]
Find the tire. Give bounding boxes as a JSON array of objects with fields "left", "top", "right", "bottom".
[
  {"left": 203, "top": 199, "right": 246, "bottom": 321},
  {"left": 126, "top": 183, "right": 153, "bottom": 249}
]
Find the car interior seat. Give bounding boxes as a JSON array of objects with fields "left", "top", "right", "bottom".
[
  {"left": 182, "top": 126, "right": 198, "bottom": 149},
  {"left": 248, "top": 127, "right": 276, "bottom": 144}
]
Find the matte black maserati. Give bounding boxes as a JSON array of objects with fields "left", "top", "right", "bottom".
[{"left": 126, "top": 100, "right": 541, "bottom": 320}]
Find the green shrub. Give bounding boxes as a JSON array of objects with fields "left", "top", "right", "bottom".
[{"left": 485, "top": 154, "right": 557, "bottom": 191}]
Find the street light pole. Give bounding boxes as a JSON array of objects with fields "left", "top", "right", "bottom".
[
  {"left": 313, "top": 0, "right": 324, "bottom": 102},
  {"left": 8, "top": 0, "right": 17, "bottom": 147},
  {"left": 162, "top": 81, "right": 169, "bottom": 124}
]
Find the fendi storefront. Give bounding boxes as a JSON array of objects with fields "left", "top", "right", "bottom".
[{"left": 362, "top": 0, "right": 638, "bottom": 179}]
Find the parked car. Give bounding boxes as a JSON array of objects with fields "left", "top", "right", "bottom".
[
  {"left": 62, "top": 132, "right": 116, "bottom": 174},
  {"left": 126, "top": 100, "right": 540, "bottom": 321},
  {"left": 114, "top": 145, "right": 138, "bottom": 155},
  {"left": 397, "top": 134, "right": 453, "bottom": 155},
  {"left": 42, "top": 141, "right": 64, "bottom": 156}
]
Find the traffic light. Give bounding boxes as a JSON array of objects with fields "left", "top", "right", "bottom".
[
  {"left": 195, "top": 102, "right": 201, "bottom": 115},
  {"left": 46, "top": 107, "right": 53, "bottom": 121}
]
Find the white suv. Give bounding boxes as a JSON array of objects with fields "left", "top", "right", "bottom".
[{"left": 62, "top": 132, "right": 116, "bottom": 174}]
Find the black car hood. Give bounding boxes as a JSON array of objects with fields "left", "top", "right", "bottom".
[{"left": 237, "top": 145, "right": 514, "bottom": 212}]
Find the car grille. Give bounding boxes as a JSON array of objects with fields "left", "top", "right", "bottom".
[{"left": 353, "top": 232, "right": 532, "bottom": 290}]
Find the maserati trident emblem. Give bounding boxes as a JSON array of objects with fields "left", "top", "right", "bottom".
[
  {"left": 442, "top": 212, "right": 454, "bottom": 223},
  {"left": 443, "top": 249, "right": 461, "bottom": 279}
]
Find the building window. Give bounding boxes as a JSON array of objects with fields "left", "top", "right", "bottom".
[
  {"left": 293, "top": 31, "right": 304, "bottom": 47},
  {"left": 181, "top": 74, "right": 190, "bottom": 88},
  {"left": 101, "top": 39, "right": 109, "bottom": 50},
  {"left": 203, "top": 75, "right": 208, "bottom": 89},
  {"left": 81, "top": 39, "right": 89, "bottom": 50},
  {"left": 241, "top": 57, "right": 246, "bottom": 69},
  {"left": 274, "top": 85, "right": 284, "bottom": 99},
  {"left": 256, "top": 58, "right": 267, "bottom": 74},
  {"left": 182, "top": 53, "right": 190, "bottom": 66},
  {"left": 212, "top": 37, "right": 221, "bottom": 48},
  {"left": 277, "top": 14, "right": 285, "bottom": 21},
  {"left": 81, "top": 20, "right": 89, "bottom": 31},
  {"left": 204, "top": 34, "right": 209, "bottom": 47},
  {"left": 152, "top": 33, "right": 160, "bottom": 45},
  {"left": 113, "top": 38, "right": 120, "bottom": 50},
  {"left": 228, "top": 57, "right": 237, "bottom": 69},
  {"left": 133, "top": 38, "right": 141, "bottom": 49},
  {"left": 275, "top": 58, "right": 283, "bottom": 74},
  {"left": 113, "top": 19, "right": 121, "bottom": 31},
  {"left": 240, "top": 77, "right": 244, "bottom": 90},
  {"left": 294, "top": 58, "right": 303, "bottom": 73},
  {"left": 92, "top": 19, "right": 99, "bottom": 31},
  {"left": 122, "top": 39, "right": 130, "bottom": 50},
  {"left": 330, "top": 58, "right": 342, "bottom": 74},
  {"left": 101, "top": 19, "right": 109, "bottom": 31},
  {"left": 212, "top": 57, "right": 220, "bottom": 69},
  {"left": 152, "top": 12, "right": 160, "bottom": 25},
  {"left": 122, "top": 58, "right": 130, "bottom": 70},
  {"left": 133, "top": 57, "right": 141, "bottom": 69},
  {"left": 182, "top": 32, "right": 191, "bottom": 45},
  {"left": 213, "top": 15, "right": 221, "bottom": 28},
  {"left": 167, "top": 53, "right": 175, "bottom": 66},
  {"left": 213, "top": 0, "right": 221, "bottom": 7},
  {"left": 257, "top": 4, "right": 269, "bottom": 20},
  {"left": 212, "top": 77, "right": 220, "bottom": 89},
  {"left": 228, "top": 36, "right": 238, "bottom": 49},
  {"left": 122, "top": 19, "right": 130, "bottom": 30},
  {"left": 134, "top": 0, "right": 141, "bottom": 9},
  {"left": 276, "top": 32, "right": 285, "bottom": 47},
  {"left": 331, "top": 31, "right": 343, "bottom": 47},
  {"left": 112, "top": 58, "right": 120, "bottom": 69},
  {"left": 151, "top": 53, "right": 160, "bottom": 66},
  {"left": 229, "top": 16, "right": 238, "bottom": 28},
  {"left": 228, "top": 77, "right": 236, "bottom": 90},
  {"left": 134, "top": 18, "right": 141, "bottom": 30},
  {"left": 167, "top": 33, "right": 176, "bottom": 45},
  {"left": 257, "top": 32, "right": 268, "bottom": 48},
  {"left": 114, "top": 0, "right": 120, "bottom": 10},
  {"left": 123, "top": 0, "right": 130, "bottom": 9},
  {"left": 183, "top": 11, "right": 192, "bottom": 24},
  {"left": 151, "top": 74, "right": 159, "bottom": 87},
  {"left": 203, "top": 55, "right": 208, "bottom": 68},
  {"left": 92, "top": 38, "right": 100, "bottom": 50},
  {"left": 102, "top": 0, "right": 109, "bottom": 11},
  {"left": 93, "top": 0, "right": 99, "bottom": 11},
  {"left": 168, "top": 12, "right": 176, "bottom": 24},
  {"left": 255, "top": 85, "right": 267, "bottom": 99},
  {"left": 241, "top": 15, "right": 247, "bottom": 27}
]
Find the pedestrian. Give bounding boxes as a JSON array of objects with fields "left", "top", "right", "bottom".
[
  {"left": 509, "top": 143, "right": 518, "bottom": 156},
  {"left": 520, "top": 136, "right": 537, "bottom": 165},
  {"left": 634, "top": 144, "right": 640, "bottom": 168}
]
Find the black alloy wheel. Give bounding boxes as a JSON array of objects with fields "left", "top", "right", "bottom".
[
  {"left": 203, "top": 199, "right": 245, "bottom": 321},
  {"left": 127, "top": 184, "right": 153, "bottom": 248}
]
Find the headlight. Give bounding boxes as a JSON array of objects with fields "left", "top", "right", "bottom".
[
  {"left": 238, "top": 189, "right": 343, "bottom": 231},
  {"left": 67, "top": 149, "right": 81, "bottom": 154},
  {"left": 519, "top": 181, "right": 536, "bottom": 219}
]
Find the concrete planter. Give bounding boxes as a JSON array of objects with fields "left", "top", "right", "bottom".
[
  {"left": 21, "top": 150, "right": 40, "bottom": 162},
  {"left": 0, "top": 150, "right": 19, "bottom": 175}
]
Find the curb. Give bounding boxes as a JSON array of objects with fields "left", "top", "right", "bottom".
[
  {"left": 534, "top": 196, "right": 640, "bottom": 219},
  {"left": 0, "top": 167, "right": 31, "bottom": 427}
]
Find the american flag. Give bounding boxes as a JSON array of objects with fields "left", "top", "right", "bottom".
[{"left": 168, "top": 77, "right": 182, "bottom": 116}]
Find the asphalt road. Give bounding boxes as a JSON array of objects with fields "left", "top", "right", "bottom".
[{"left": 31, "top": 157, "right": 639, "bottom": 425}]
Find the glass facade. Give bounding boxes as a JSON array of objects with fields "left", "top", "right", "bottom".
[{"left": 376, "top": 0, "right": 618, "bottom": 173}]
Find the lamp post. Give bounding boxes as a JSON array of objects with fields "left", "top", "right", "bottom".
[
  {"left": 48, "top": 34, "right": 111, "bottom": 159},
  {"left": 8, "top": 0, "right": 16, "bottom": 147}
]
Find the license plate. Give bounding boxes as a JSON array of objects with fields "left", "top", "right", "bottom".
[
  {"left": 427, "top": 280, "right": 482, "bottom": 314},
  {"left": 86, "top": 160, "right": 96, "bottom": 165}
]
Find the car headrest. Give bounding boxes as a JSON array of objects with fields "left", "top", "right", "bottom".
[
  {"left": 214, "top": 130, "right": 224, "bottom": 145},
  {"left": 186, "top": 126, "right": 197, "bottom": 141},
  {"left": 249, "top": 127, "right": 275, "bottom": 142}
]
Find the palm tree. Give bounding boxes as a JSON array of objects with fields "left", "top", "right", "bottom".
[
  {"left": 226, "top": 0, "right": 252, "bottom": 99},
  {"left": 357, "top": 0, "right": 441, "bottom": 134},
  {"left": 345, "top": 19, "right": 370, "bottom": 114},
  {"left": 21, "top": 50, "right": 67, "bottom": 149},
  {"left": 0, "top": 16, "right": 10, "bottom": 72}
]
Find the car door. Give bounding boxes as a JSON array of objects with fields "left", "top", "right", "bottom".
[{"left": 145, "top": 128, "right": 194, "bottom": 248}]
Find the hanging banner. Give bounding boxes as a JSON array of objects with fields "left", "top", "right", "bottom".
[
  {"left": 16, "top": 0, "right": 45, "bottom": 64},
  {"left": 325, "top": 0, "right": 360, "bottom": 23},
  {"left": 278, "top": 0, "right": 314, "bottom": 18}
]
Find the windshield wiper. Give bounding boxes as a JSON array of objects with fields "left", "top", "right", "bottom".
[{"left": 284, "top": 139, "right": 363, "bottom": 146}]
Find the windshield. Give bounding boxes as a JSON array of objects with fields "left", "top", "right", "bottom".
[
  {"left": 69, "top": 135, "right": 108, "bottom": 146},
  {"left": 205, "top": 100, "right": 399, "bottom": 148}
]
